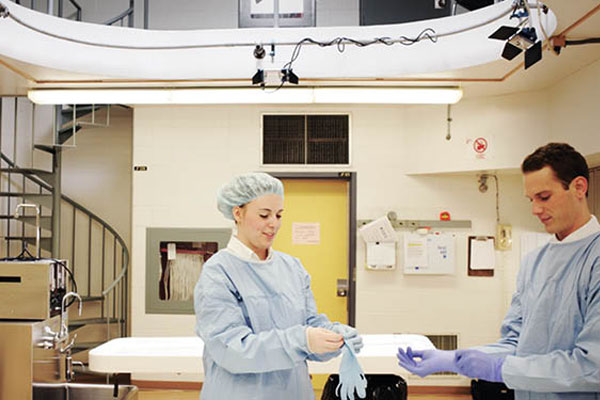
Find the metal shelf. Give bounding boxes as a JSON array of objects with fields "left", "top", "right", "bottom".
[{"left": 358, "top": 218, "right": 471, "bottom": 229}]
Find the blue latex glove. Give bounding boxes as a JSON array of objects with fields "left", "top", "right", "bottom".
[
  {"left": 331, "top": 323, "right": 364, "bottom": 354},
  {"left": 397, "top": 347, "right": 458, "bottom": 377},
  {"left": 336, "top": 342, "right": 367, "bottom": 400},
  {"left": 455, "top": 349, "right": 505, "bottom": 383}
]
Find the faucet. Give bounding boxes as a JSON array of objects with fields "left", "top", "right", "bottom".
[
  {"left": 14, "top": 203, "right": 41, "bottom": 257},
  {"left": 59, "top": 291, "right": 82, "bottom": 342},
  {"left": 59, "top": 292, "right": 83, "bottom": 381}
]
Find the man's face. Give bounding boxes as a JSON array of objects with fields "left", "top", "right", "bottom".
[{"left": 524, "top": 166, "right": 582, "bottom": 240}]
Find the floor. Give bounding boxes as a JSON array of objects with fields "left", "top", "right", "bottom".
[{"left": 137, "top": 389, "right": 472, "bottom": 399}]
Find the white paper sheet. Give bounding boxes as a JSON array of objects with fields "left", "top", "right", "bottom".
[
  {"left": 404, "top": 232, "right": 456, "bottom": 275},
  {"left": 292, "top": 222, "right": 320, "bottom": 245},
  {"left": 366, "top": 242, "right": 396, "bottom": 269},
  {"left": 403, "top": 233, "right": 428, "bottom": 266},
  {"left": 469, "top": 237, "right": 495, "bottom": 270},
  {"left": 359, "top": 216, "right": 397, "bottom": 243}
]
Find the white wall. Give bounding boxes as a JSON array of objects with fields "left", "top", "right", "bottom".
[
  {"left": 130, "top": 99, "right": 547, "bottom": 385},
  {"left": 129, "top": 55, "right": 600, "bottom": 386},
  {"left": 548, "top": 57, "right": 600, "bottom": 153}
]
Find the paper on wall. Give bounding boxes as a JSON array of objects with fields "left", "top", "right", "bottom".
[
  {"left": 403, "top": 233, "right": 428, "bottom": 267},
  {"left": 366, "top": 242, "right": 396, "bottom": 269},
  {"left": 469, "top": 237, "right": 495, "bottom": 270},
  {"left": 358, "top": 216, "right": 397, "bottom": 243}
]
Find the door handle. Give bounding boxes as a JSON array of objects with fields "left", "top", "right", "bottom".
[{"left": 336, "top": 279, "right": 348, "bottom": 297}]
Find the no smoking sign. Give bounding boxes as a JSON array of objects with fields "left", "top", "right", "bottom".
[{"left": 473, "top": 137, "right": 488, "bottom": 154}]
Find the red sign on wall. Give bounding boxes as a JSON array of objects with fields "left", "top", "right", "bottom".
[{"left": 473, "top": 137, "right": 488, "bottom": 154}]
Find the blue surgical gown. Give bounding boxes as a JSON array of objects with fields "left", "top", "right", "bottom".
[
  {"left": 479, "top": 232, "right": 600, "bottom": 399},
  {"left": 194, "top": 250, "right": 338, "bottom": 400}
]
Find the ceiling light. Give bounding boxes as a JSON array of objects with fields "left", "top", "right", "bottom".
[
  {"left": 28, "top": 87, "right": 463, "bottom": 105},
  {"left": 313, "top": 87, "right": 463, "bottom": 104}
]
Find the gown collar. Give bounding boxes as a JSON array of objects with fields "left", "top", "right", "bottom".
[
  {"left": 226, "top": 234, "right": 273, "bottom": 263},
  {"left": 550, "top": 215, "right": 600, "bottom": 244}
]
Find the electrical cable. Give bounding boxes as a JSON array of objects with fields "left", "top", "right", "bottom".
[
  {"left": 493, "top": 174, "right": 500, "bottom": 223},
  {"left": 282, "top": 29, "right": 438, "bottom": 71},
  {"left": 565, "top": 38, "right": 600, "bottom": 46}
]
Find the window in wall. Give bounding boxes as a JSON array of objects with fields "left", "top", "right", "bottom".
[
  {"left": 146, "top": 228, "right": 231, "bottom": 314},
  {"left": 262, "top": 114, "right": 350, "bottom": 165},
  {"left": 158, "top": 241, "right": 218, "bottom": 301},
  {"left": 239, "top": 0, "right": 316, "bottom": 28}
]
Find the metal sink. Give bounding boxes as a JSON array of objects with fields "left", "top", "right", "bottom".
[{"left": 33, "top": 383, "right": 138, "bottom": 400}]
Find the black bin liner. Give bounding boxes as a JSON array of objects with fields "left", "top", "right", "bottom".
[{"left": 321, "top": 374, "right": 407, "bottom": 400}]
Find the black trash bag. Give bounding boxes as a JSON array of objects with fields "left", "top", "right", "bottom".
[
  {"left": 321, "top": 374, "right": 407, "bottom": 400},
  {"left": 471, "top": 379, "right": 514, "bottom": 400}
]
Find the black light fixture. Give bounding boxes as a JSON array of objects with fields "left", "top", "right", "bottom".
[
  {"left": 251, "top": 68, "right": 299, "bottom": 87},
  {"left": 488, "top": 1, "right": 543, "bottom": 70},
  {"left": 489, "top": 26, "right": 542, "bottom": 69},
  {"left": 281, "top": 69, "right": 299, "bottom": 85},
  {"left": 252, "top": 69, "right": 265, "bottom": 86}
]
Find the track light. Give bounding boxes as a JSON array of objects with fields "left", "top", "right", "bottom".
[
  {"left": 252, "top": 69, "right": 265, "bottom": 86},
  {"left": 488, "top": 0, "right": 543, "bottom": 70},
  {"left": 281, "top": 69, "right": 299, "bottom": 85},
  {"left": 251, "top": 68, "right": 299, "bottom": 87},
  {"left": 489, "top": 25, "right": 542, "bottom": 69}
]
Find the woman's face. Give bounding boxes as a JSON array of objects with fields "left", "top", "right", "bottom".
[{"left": 234, "top": 194, "right": 283, "bottom": 259}]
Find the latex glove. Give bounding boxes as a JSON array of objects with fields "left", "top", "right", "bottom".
[
  {"left": 455, "top": 349, "right": 505, "bottom": 383},
  {"left": 306, "top": 327, "right": 343, "bottom": 354},
  {"left": 331, "top": 324, "right": 364, "bottom": 354},
  {"left": 336, "top": 341, "right": 368, "bottom": 400},
  {"left": 397, "top": 347, "right": 458, "bottom": 377}
]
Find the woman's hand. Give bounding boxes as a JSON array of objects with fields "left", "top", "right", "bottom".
[{"left": 306, "top": 327, "right": 344, "bottom": 354}]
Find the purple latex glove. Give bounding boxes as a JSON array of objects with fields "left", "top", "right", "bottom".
[
  {"left": 397, "top": 347, "right": 458, "bottom": 377},
  {"left": 455, "top": 349, "right": 506, "bottom": 383}
]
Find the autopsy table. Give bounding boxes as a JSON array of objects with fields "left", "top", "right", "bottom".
[{"left": 89, "top": 334, "right": 434, "bottom": 377}]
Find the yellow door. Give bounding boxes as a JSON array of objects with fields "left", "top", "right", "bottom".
[{"left": 273, "top": 179, "right": 349, "bottom": 392}]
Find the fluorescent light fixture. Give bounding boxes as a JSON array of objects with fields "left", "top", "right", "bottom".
[
  {"left": 313, "top": 87, "right": 463, "bottom": 104},
  {"left": 28, "top": 87, "right": 462, "bottom": 105}
]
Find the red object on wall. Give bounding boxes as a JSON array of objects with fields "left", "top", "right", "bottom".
[{"left": 439, "top": 211, "right": 451, "bottom": 221}]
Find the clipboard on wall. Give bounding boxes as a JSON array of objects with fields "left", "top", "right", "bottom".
[{"left": 467, "top": 236, "right": 495, "bottom": 277}]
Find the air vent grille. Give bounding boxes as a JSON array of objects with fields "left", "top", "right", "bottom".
[{"left": 263, "top": 114, "right": 349, "bottom": 165}]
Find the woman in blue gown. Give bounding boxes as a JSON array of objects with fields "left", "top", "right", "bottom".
[{"left": 194, "top": 172, "right": 362, "bottom": 400}]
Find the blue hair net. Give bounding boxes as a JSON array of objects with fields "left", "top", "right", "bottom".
[{"left": 217, "top": 173, "right": 284, "bottom": 220}]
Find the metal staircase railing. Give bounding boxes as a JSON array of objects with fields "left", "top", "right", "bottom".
[
  {"left": 103, "top": 0, "right": 134, "bottom": 27},
  {"left": 58, "top": 0, "right": 82, "bottom": 21},
  {"left": 0, "top": 97, "right": 129, "bottom": 359},
  {"left": 13, "top": 0, "right": 82, "bottom": 20}
]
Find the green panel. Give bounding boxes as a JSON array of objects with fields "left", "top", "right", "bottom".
[{"left": 145, "top": 227, "right": 231, "bottom": 314}]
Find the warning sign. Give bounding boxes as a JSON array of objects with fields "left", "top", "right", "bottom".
[{"left": 473, "top": 137, "right": 488, "bottom": 154}]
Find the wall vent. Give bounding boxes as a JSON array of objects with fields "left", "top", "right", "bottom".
[
  {"left": 262, "top": 114, "right": 349, "bottom": 165},
  {"left": 425, "top": 334, "right": 459, "bottom": 376}
]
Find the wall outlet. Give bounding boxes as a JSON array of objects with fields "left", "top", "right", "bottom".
[{"left": 496, "top": 224, "right": 512, "bottom": 251}]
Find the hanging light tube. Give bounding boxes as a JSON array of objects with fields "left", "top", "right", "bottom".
[{"left": 28, "top": 87, "right": 463, "bottom": 105}]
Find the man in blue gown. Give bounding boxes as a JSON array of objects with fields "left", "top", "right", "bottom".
[{"left": 397, "top": 143, "right": 600, "bottom": 399}]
